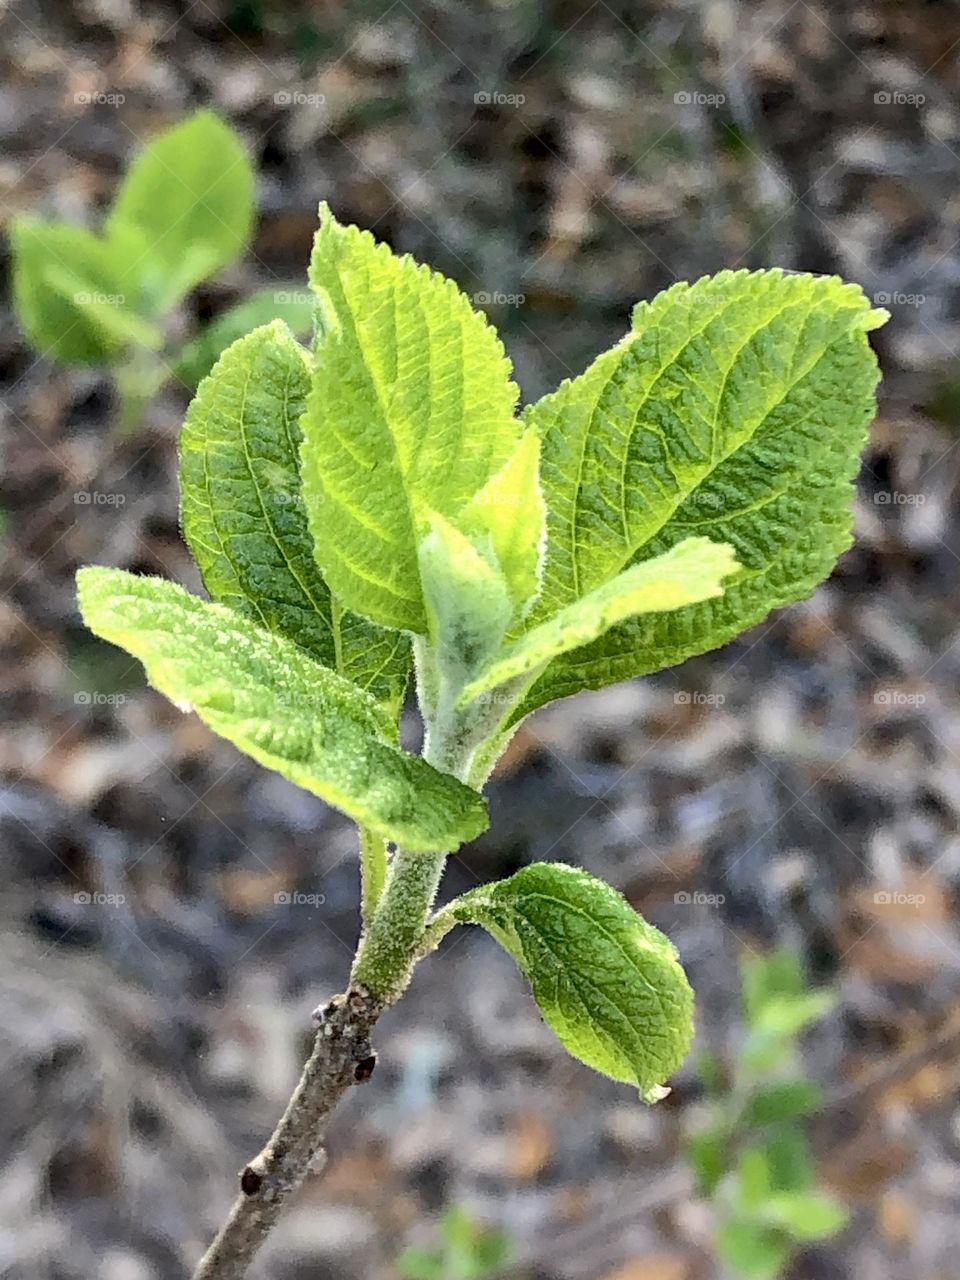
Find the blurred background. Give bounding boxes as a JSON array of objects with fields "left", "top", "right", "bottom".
[{"left": 3, "top": 1, "right": 960, "bottom": 1277}]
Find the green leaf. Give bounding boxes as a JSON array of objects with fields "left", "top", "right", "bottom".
[
  {"left": 515, "top": 270, "right": 885, "bottom": 717},
  {"left": 753, "top": 991, "right": 835, "bottom": 1038},
  {"left": 418, "top": 513, "right": 513, "bottom": 682},
  {"left": 105, "top": 109, "right": 254, "bottom": 301},
  {"left": 333, "top": 604, "right": 412, "bottom": 719},
  {"left": 172, "top": 287, "right": 316, "bottom": 388},
  {"left": 743, "top": 949, "right": 806, "bottom": 1022},
  {"left": 395, "top": 1249, "right": 444, "bottom": 1280},
  {"left": 460, "top": 537, "right": 738, "bottom": 703},
  {"left": 10, "top": 218, "right": 136, "bottom": 363},
  {"left": 300, "top": 203, "right": 520, "bottom": 633},
  {"left": 695, "top": 1046, "right": 728, "bottom": 1096},
  {"left": 688, "top": 1127, "right": 728, "bottom": 1195},
  {"left": 179, "top": 321, "right": 409, "bottom": 713},
  {"left": 75, "top": 568, "right": 486, "bottom": 852},
  {"left": 764, "top": 1192, "right": 848, "bottom": 1241},
  {"left": 716, "top": 1221, "right": 791, "bottom": 1280},
  {"left": 742, "top": 1080, "right": 821, "bottom": 1126},
  {"left": 457, "top": 427, "right": 546, "bottom": 616},
  {"left": 451, "top": 862, "right": 694, "bottom": 1098},
  {"left": 736, "top": 1147, "right": 773, "bottom": 1211},
  {"left": 762, "top": 1128, "right": 814, "bottom": 1193}
]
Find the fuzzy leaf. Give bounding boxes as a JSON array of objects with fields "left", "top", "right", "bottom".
[
  {"left": 517, "top": 270, "right": 885, "bottom": 717},
  {"left": 457, "top": 427, "right": 545, "bottom": 616},
  {"left": 452, "top": 862, "right": 694, "bottom": 1098},
  {"left": 179, "top": 321, "right": 410, "bottom": 714},
  {"left": 105, "top": 110, "right": 254, "bottom": 301},
  {"left": 419, "top": 513, "right": 513, "bottom": 682},
  {"left": 76, "top": 569, "right": 486, "bottom": 852},
  {"left": 461, "top": 537, "right": 738, "bottom": 703},
  {"left": 300, "top": 203, "right": 520, "bottom": 633}
]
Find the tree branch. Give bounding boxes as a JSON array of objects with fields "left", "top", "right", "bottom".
[{"left": 192, "top": 987, "right": 382, "bottom": 1280}]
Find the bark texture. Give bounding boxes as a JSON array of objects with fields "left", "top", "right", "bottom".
[{"left": 192, "top": 987, "right": 381, "bottom": 1280}]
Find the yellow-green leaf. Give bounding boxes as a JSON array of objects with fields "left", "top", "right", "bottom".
[
  {"left": 76, "top": 568, "right": 486, "bottom": 852},
  {"left": 451, "top": 862, "right": 694, "bottom": 1098},
  {"left": 517, "top": 270, "right": 885, "bottom": 718},
  {"left": 461, "top": 537, "right": 738, "bottom": 703},
  {"left": 300, "top": 203, "right": 520, "bottom": 633},
  {"left": 179, "top": 321, "right": 410, "bottom": 715}
]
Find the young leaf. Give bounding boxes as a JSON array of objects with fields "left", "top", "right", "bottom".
[
  {"left": 742, "top": 1080, "right": 821, "bottom": 1127},
  {"left": 172, "top": 287, "right": 316, "bottom": 389},
  {"left": 516, "top": 270, "right": 885, "bottom": 717},
  {"left": 763, "top": 1192, "right": 847, "bottom": 1241},
  {"left": 736, "top": 1147, "right": 774, "bottom": 1210},
  {"left": 105, "top": 110, "right": 254, "bottom": 301},
  {"left": 418, "top": 513, "right": 513, "bottom": 682},
  {"left": 456, "top": 428, "right": 546, "bottom": 616},
  {"left": 688, "top": 1128, "right": 728, "bottom": 1195},
  {"left": 762, "top": 1128, "right": 814, "bottom": 1193},
  {"left": 451, "top": 862, "right": 694, "bottom": 1099},
  {"left": 179, "top": 321, "right": 409, "bottom": 713},
  {"left": 743, "top": 948, "right": 806, "bottom": 1021},
  {"left": 300, "top": 203, "right": 520, "bottom": 633},
  {"left": 10, "top": 219, "right": 133, "bottom": 363},
  {"left": 460, "top": 536, "right": 738, "bottom": 703},
  {"left": 716, "top": 1221, "right": 790, "bottom": 1280},
  {"left": 76, "top": 568, "right": 486, "bottom": 852}
]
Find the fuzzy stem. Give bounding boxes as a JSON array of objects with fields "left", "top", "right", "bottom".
[
  {"left": 415, "top": 899, "right": 462, "bottom": 960},
  {"left": 351, "top": 847, "right": 448, "bottom": 1002},
  {"left": 193, "top": 644, "right": 480, "bottom": 1278},
  {"left": 357, "top": 825, "right": 387, "bottom": 921}
]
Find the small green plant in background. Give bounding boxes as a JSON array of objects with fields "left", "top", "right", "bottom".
[
  {"left": 10, "top": 109, "right": 314, "bottom": 430},
  {"left": 396, "top": 1205, "right": 512, "bottom": 1280},
  {"left": 69, "top": 194, "right": 883, "bottom": 1278},
  {"left": 688, "top": 950, "right": 848, "bottom": 1280}
]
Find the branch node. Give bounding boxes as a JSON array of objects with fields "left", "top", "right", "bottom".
[
  {"left": 353, "top": 1053, "right": 377, "bottom": 1083},
  {"left": 239, "top": 1166, "right": 263, "bottom": 1197}
]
